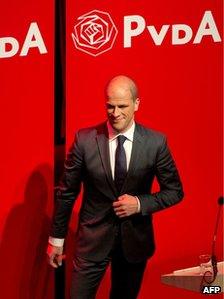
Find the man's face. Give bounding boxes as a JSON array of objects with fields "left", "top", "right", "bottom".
[{"left": 106, "top": 86, "right": 139, "bottom": 133}]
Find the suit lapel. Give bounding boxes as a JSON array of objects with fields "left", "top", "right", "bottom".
[
  {"left": 96, "top": 124, "right": 118, "bottom": 197},
  {"left": 121, "top": 124, "right": 144, "bottom": 193}
]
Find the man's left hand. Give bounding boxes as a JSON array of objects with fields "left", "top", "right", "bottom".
[{"left": 113, "top": 194, "right": 139, "bottom": 218}]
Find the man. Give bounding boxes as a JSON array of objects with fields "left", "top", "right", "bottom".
[{"left": 47, "top": 75, "right": 184, "bottom": 299}]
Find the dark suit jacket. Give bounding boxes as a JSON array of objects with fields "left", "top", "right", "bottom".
[{"left": 51, "top": 122, "right": 184, "bottom": 263}]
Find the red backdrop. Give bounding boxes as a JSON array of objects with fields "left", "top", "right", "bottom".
[
  {"left": 66, "top": 1, "right": 223, "bottom": 299},
  {"left": 0, "top": 0, "right": 222, "bottom": 299},
  {"left": 0, "top": 1, "right": 54, "bottom": 298}
]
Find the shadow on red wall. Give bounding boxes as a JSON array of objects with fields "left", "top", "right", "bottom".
[{"left": 0, "top": 164, "right": 54, "bottom": 299}]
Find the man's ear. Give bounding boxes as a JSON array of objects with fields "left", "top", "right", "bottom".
[{"left": 134, "top": 98, "right": 140, "bottom": 112}]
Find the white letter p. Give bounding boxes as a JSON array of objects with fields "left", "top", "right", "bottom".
[{"left": 124, "top": 15, "right": 145, "bottom": 48}]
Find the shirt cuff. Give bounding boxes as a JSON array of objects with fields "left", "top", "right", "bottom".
[
  {"left": 49, "top": 236, "right": 65, "bottom": 247},
  {"left": 135, "top": 196, "right": 141, "bottom": 213}
]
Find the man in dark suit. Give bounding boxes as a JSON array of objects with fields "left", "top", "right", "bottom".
[{"left": 47, "top": 75, "right": 184, "bottom": 299}]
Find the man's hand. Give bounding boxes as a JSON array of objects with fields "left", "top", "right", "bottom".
[
  {"left": 47, "top": 243, "right": 65, "bottom": 268},
  {"left": 113, "top": 194, "right": 139, "bottom": 218}
]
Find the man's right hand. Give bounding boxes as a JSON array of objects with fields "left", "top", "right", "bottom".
[{"left": 47, "top": 243, "right": 65, "bottom": 268}]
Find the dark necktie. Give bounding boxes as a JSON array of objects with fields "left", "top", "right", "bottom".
[{"left": 114, "top": 135, "right": 127, "bottom": 193}]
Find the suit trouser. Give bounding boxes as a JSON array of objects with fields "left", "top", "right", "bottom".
[{"left": 70, "top": 236, "right": 147, "bottom": 299}]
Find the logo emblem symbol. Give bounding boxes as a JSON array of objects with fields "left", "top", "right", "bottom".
[{"left": 71, "top": 10, "right": 118, "bottom": 56}]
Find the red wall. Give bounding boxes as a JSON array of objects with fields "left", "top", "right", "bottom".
[
  {"left": 66, "top": 1, "right": 223, "bottom": 298},
  {"left": 0, "top": 1, "right": 55, "bottom": 298},
  {"left": 0, "top": 1, "right": 222, "bottom": 299}
]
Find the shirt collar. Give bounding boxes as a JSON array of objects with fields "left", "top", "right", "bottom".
[{"left": 107, "top": 121, "right": 135, "bottom": 142}]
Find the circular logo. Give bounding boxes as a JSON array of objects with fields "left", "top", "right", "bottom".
[{"left": 71, "top": 10, "right": 118, "bottom": 57}]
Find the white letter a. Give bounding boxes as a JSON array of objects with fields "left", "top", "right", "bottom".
[
  {"left": 20, "top": 22, "right": 47, "bottom": 56},
  {"left": 194, "top": 11, "right": 221, "bottom": 44}
]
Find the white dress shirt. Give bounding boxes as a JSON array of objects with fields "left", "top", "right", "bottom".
[
  {"left": 49, "top": 121, "right": 140, "bottom": 247},
  {"left": 107, "top": 120, "right": 135, "bottom": 179}
]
